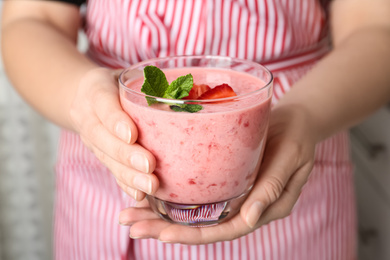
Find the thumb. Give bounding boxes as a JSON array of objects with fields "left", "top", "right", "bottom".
[
  {"left": 241, "top": 173, "right": 287, "bottom": 228},
  {"left": 239, "top": 142, "right": 298, "bottom": 228},
  {"left": 240, "top": 141, "right": 314, "bottom": 228}
]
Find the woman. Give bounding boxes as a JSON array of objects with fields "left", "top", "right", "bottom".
[{"left": 2, "top": 0, "right": 390, "bottom": 259}]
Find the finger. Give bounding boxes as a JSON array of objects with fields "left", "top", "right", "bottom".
[
  {"left": 91, "top": 143, "right": 159, "bottom": 195},
  {"left": 72, "top": 68, "right": 138, "bottom": 145},
  {"left": 126, "top": 209, "right": 252, "bottom": 244},
  {"left": 130, "top": 219, "right": 172, "bottom": 240},
  {"left": 116, "top": 180, "right": 146, "bottom": 201},
  {"left": 84, "top": 68, "right": 139, "bottom": 145},
  {"left": 135, "top": 198, "right": 150, "bottom": 208},
  {"left": 239, "top": 143, "right": 302, "bottom": 228},
  {"left": 157, "top": 216, "right": 248, "bottom": 244},
  {"left": 80, "top": 117, "right": 156, "bottom": 174},
  {"left": 256, "top": 162, "right": 313, "bottom": 226},
  {"left": 119, "top": 206, "right": 160, "bottom": 225},
  {"left": 91, "top": 82, "right": 139, "bottom": 145}
]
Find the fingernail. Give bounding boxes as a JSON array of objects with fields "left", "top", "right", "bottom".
[
  {"left": 116, "top": 121, "right": 131, "bottom": 143},
  {"left": 126, "top": 186, "right": 140, "bottom": 201},
  {"left": 158, "top": 238, "right": 172, "bottom": 244},
  {"left": 133, "top": 174, "right": 152, "bottom": 194},
  {"left": 130, "top": 153, "right": 149, "bottom": 173},
  {"left": 130, "top": 233, "right": 142, "bottom": 239},
  {"left": 246, "top": 201, "right": 264, "bottom": 228},
  {"left": 118, "top": 212, "right": 130, "bottom": 225}
]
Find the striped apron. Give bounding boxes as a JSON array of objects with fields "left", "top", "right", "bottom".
[{"left": 54, "top": 0, "right": 357, "bottom": 259}]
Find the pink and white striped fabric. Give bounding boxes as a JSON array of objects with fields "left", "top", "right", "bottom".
[{"left": 54, "top": 0, "right": 357, "bottom": 259}]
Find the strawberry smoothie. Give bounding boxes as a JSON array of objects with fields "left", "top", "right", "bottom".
[{"left": 120, "top": 67, "right": 272, "bottom": 205}]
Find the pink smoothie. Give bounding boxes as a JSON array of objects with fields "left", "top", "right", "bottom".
[{"left": 120, "top": 68, "right": 272, "bottom": 204}]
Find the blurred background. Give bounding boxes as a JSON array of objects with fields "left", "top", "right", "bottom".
[
  {"left": 0, "top": 3, "right": 60, "bottom": 260},
  {"left": 1, "top": 2, "right": 390, "bottom": 260}
]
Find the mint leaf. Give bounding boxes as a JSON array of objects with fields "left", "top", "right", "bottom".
[
  {"left": 141, "top": 65, "right": 203, "bottom": 112},
  {"left": 170, "top": 104, "right": 203, "bottom": 113},
  {"left": 163, "top": 74, "right": 193, "bottom": 100},
  {"left": 141, "top": 66, "right": 169, "bottom": 105}
]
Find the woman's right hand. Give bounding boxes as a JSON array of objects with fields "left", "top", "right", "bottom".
[{"left": 69, "top": 67, "right": 159, "bottom": 201}]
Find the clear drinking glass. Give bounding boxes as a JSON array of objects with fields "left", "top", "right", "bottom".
[{"left": 119, "top": 55, "right": 273, "bottom": 226}]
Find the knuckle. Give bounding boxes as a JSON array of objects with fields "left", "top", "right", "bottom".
[
  {"left": 84, "top": 123, "right": 100, "bottom": 141},
  {"left": 93, "top": 148, "right": 108, "bottom": 166},
  {"left": 116, "top": 180, "right": 127, "bottom": 191},
  {"left": 114, "top": 142, "right": 129, "bottom": 163},
  {"left": 117, "top": 166, "right": 131, "bottom": 185},
  {"left": 263, "top": 176, "right": 285, "bottom": 203},
  {"left": 118, "top": 169, "right": 128, "bottom": 184},
  {"left": 91, "top": 88, "right": 111, "bottom": 105}
]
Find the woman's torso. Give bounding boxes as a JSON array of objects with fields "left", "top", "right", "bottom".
[
  {"left": 84, "top": 0, "right": 331, "bottom": 68},
  {"left": 54, "top": 2, "right": 357, "bottom": 260},
  {"left": 58, "top": 0, "right": 349, "bottom": 168}
]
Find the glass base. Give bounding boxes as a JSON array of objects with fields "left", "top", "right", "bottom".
[{"left": 147, "top": 191, "right": 250, "bottom": 227}]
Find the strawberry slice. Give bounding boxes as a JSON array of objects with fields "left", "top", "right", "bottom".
[
  {"left": 183, "top": 84, "right": 211, "bottom": 100},
  {"left": 199, "top": 84, "right": 237, "bottom": 100}
]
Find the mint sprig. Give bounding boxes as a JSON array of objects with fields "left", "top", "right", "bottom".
[
  {"left": 141, "top": 65, "right": 202, "bottom": 113},
  {"left": 141, "top": 65, "right": 168, "bottom": 105}
]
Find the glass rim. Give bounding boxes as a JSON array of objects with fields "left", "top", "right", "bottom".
[{"left": 118, "top": 55, "right": 274, "bottom": 104}]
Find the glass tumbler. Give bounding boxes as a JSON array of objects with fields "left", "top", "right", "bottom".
[{"left": 119, "top": 55, "right": 273, "bottom": 226}]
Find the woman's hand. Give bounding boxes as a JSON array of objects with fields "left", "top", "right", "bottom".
[
  {"left": 118, "top": 104, "right": 317, "bottom": 244},
  {"left": 69, "top": 67, "right": 159, "bottom": 201}
]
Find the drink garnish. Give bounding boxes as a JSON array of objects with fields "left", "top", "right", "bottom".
[
  {"left": 198, "top": 83, "right": 237, "bottom": 100},
  {"left": 183, "top": 84, "right": 211, "bottom": 100},
  {"left": 141, "top": 65, "right": 238, "bottom": 111},
  {"left": 141, "top": 65, "right": 203, "bottom": 113}
]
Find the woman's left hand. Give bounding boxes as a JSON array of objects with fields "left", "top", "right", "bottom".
[{"left": 119, "top": 105, "right": 317, "bottom": 244}]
